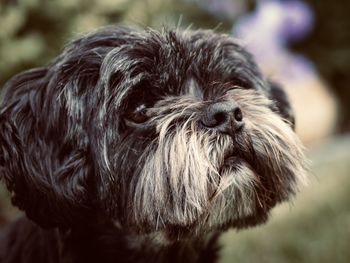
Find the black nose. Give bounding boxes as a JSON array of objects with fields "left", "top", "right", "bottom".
[{"left": 200, "top": 101, "right": 244, "bottom": 134}]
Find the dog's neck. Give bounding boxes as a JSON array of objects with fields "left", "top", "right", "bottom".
[{"left": 62, "top": 221, "right": 220, "bottom": 263}]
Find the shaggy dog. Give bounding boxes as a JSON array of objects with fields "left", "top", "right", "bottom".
[{"left": 0, "top": 26, "right": 306, "bottom": 263}]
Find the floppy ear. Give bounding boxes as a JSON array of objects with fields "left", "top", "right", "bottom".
[
  {"left": 268, "top": 80, "right": 295, "bottom": 129},
  {"left": 0, "top": 67, "right": 96, "bottom": 228}
]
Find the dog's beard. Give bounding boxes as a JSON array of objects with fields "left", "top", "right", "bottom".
[{"left": 116, "top": 89, "right": 306, "bottom": 236}]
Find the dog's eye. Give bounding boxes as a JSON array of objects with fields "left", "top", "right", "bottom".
[
  {"left": 126, "top": 104, "right": 149, "bottom": 124},
  {"left": 229, "top": 76, "right": 252, "bottom": 89}
]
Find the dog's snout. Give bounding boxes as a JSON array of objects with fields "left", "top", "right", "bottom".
[{"left": 200, "top": 101, "right": 244, "bottom": 134}]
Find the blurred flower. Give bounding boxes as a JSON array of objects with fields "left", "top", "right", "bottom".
[
  {"left": 233, "top": 0, "right": 315, "bottom": 81},
  {"left": 279, "top": 0, "right": 314, "bottom": 42}
]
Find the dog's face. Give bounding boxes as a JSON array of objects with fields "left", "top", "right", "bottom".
[{"left": 0, "top": 26, "right": 306, "bottom": 238}]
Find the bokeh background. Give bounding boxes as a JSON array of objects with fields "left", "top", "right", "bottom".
[{"left": 0, "top": 0, "right": 349, "bottom": 262}]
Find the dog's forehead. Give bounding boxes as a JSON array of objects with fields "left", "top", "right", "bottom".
[
  {"left": 156, "top": 32, "right": 259, "bottom": 88},
  {"left": 108, "top": 29, "right": 266, "bottom": 106}
]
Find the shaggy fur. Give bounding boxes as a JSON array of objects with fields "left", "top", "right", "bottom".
[{"left": 0, "top": 26, "right": 306, "bottom": 263}]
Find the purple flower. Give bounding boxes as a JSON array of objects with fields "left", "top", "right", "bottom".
[
  {"left": 281, "top": 0, "right": 314, "bottom": 42},
  {"left": 232, "top": 0, "right": 315, "bottom": 81}
]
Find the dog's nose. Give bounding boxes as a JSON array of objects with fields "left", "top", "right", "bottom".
[{"left": 200, "top": 101, "right": 244, "bottom": 134}]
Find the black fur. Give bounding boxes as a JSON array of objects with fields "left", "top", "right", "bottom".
[{"left": 0, "top": 26, "right": 299, "bottom": 263}]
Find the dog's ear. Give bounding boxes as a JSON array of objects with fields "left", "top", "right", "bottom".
[
  {"left": 267, "top": 80, "right": 295, "bottom": 129},
  {"left": 0, "top": 67, "right": 96, "bottom": 228}
]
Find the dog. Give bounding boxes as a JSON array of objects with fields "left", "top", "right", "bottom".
[{"left": 0, "top": 26, "right": 306, "bottom": 263}]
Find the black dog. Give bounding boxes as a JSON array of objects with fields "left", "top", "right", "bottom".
[{"left": 0, "top": 26, "right": 306, "bottom": 263}]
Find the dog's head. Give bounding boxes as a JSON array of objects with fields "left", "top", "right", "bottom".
[{"left": 0, "top": 26, "right": 306, "bottom": 238}]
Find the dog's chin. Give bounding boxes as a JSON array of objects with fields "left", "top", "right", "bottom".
[
  {"left": 134, "top": 204, "right": 271, "bottom": 243},
  {"left": 130, "top": 162, "right": 275, "bottom": 241},
  {"left": 170, "top": 156, "right": 296, "bottom": 239},
  {"left": 123, "top": 151, "right": 295, "bottom": 239}
]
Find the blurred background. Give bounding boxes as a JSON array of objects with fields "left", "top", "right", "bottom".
[{"left": 0, "top": 0, "right": 349, "bottom": 262}]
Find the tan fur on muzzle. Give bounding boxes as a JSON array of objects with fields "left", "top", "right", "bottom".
[{"left": 131, "top": 88, "right": 307, "bottom": 231}]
